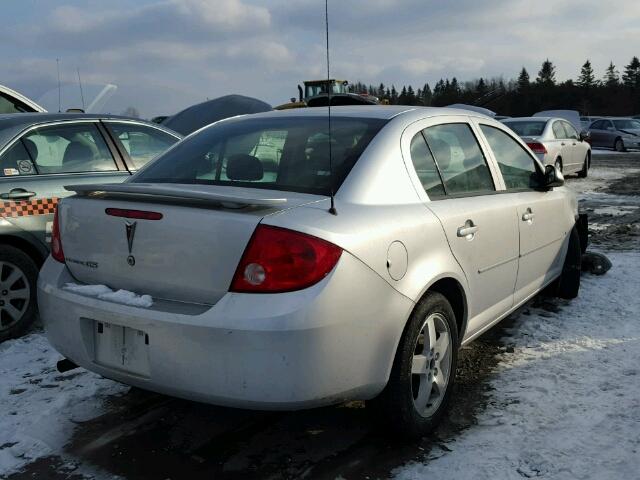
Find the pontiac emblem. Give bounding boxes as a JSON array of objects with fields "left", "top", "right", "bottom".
[{"left": 125, "top": 221, "right": 137, "bottom": 266}]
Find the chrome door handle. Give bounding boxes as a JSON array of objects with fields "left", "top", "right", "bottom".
[
  {"left": 522, "top": 211, "right": 535, "bottom": 221},
  {"left": 457, "top": 224, "right": 479, "bottom": 238},
  {"left": 0, "top": 188, "right": 37, "bottom": 200}
]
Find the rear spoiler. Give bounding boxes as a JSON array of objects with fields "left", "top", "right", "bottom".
[{"left": 65, "top": 184, "right": 288, "bottom": 208}]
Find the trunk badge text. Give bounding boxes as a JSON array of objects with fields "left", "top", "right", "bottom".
[{"left": 125, "top": 221, "right": 137, "bottom": 266}]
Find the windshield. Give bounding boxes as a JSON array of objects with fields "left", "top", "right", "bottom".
[
  {"left": 503, "top": 121, "right": 547, "bottom": 137},
  {"left": 613, "top": 119, "right": 640, "bottom": 130},
  {"left": 133, "top": 116, "right": 387, "bottom": 195}
]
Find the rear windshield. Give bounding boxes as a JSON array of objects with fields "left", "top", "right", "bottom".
[
  {"left": 133, "top": 116, "right": 387, "bottom": 195},
  {"left": 503, "top": 121, "right": 547, "bottom": 137}
]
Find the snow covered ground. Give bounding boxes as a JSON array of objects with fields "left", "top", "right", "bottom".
[{"left": 395, "top": 252, "right": 640, "bottom": 479}]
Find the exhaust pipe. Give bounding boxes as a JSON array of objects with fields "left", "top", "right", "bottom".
[{"left": 57, "top": 358, "right": 79, "bottom": 373}]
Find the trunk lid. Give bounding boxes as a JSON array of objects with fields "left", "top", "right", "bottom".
[{"left": 58, "top": 184, "right": 323, "bottom": 304}]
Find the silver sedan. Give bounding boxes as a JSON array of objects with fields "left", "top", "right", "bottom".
[
  {"left": 503, "top": 117, "right": 591, "bottom": 177},
  {"left": 38, "top": 106, "right": 583, "bottom": 438}
]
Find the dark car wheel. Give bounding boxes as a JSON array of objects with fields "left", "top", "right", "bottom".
[
  {"left": 368, "top": 291, "right": 459, "bottom": 438},
  {"left": 614, "top": 138, "right": 625, "bottom": 152},
  {"left": 0, "top": 246, "right": 39, "bottom": 342},
  {"left": 555, "top": 227, "right": 581, "bottom": 300},
  {"left": 577, "top": 154, "right": 589, "bottom": 178}
]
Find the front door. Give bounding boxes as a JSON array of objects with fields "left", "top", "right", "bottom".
[{"left": 478, "top": 123, "right": 570, "bottom": 305}]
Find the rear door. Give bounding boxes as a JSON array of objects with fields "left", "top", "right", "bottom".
[
  {"left": 102, "top": 121, "right": 180, "bottom": 172},
  {"left": 478, "top": 123, "right": 569, "bottom": 305},
  {"left": 0, "top": 121, "right": 129, "bottom": 247},
  {"left": 562, "top": 121, "right": 583, "bottom": 172},
  {"left": 551, "top": 120, "right": 573, "bottom": 169},
  {"left": 404, "top": 117, "right": 520, "bottom": 337}
]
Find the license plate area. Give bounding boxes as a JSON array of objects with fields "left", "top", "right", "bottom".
[{"left": 94, "top": 321, "right": 150, "bottom": 377}]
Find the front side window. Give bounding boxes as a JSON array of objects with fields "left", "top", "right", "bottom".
[
  {"left": 552, "top": 121, "right": 567, "bottom": 139},
  {"left": 108, "top": 123, "right": 178, "bottom": 170},
  {"left": 134, "top": 117, "right": 387, "bottom": 195},
  {"left": 422, "top": 123, "right": 494, "bottom": 196},
  {"left": 613, "top": 119, "right": 640, "bottom": 130},
  {"left": 409, "top": 132, "right": 445, "bottom": 198},
  {"left": 480, "top": 125, "right": 542, "bottom": 190},
  {"left": 22, "top": 123, "right": 117, "bottom": 174}
]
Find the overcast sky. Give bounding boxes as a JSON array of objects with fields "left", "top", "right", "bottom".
[{"left": 1, "top": 0, "right": 639, "bottom": 117}]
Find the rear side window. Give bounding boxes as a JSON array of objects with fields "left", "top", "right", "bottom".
[
  {"left": 22, "top": 123, "right": 117, "bottom": 174},
  {"left": 422, "top": 123, "right": 495, "bottom": 196},
  {"left": 563, "top": 122, "right": 578, "bottom": 140},
  {"left": 552, "top": 122, "right": 567, "bottom": 139},
  {"left": 480, "top": 125, "right": 542, "bottom": 190},
  {"left": 0, "top": 93, "right": 31, "bottom": 114},
  {"left": 409, "top": 132, "right": 445, "bottom": 198},
  {"left": 134, "top": 117, "right": 387, "bottom": 195},
  {"left": 108, "top": 123, "right": 178, "bottom": 170}
]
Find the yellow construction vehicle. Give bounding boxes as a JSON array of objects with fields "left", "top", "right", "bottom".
[{"left": 275, "top": 79, "right": 378, "bottom": 110}]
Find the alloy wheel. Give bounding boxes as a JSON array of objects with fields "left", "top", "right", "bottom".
[
  {"left": 0, "top": 261, "right": 31, "bottom": 331},
  {"left": 411, "top": 312, "right": 453, "bottom": 418}
]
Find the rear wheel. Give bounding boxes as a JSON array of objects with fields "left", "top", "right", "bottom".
[
  {"left": 577, "top": 154, "right": 589, "bottom": 178},
  {"left": 0, "top": 246, "right": 39, "bottom": 342},
  {"left": 368, "top": 292, "right": 458, "bottom": 438},
  {"left": 614, "top": 138, "right": 625, "bottom": 152}
]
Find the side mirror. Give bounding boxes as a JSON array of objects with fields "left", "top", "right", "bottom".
[
  {"left": 544, "top": 164, "right": 564, "bottom": 188},
  {"left": 579, "top": 130, "right": 590, "bottom": 141}
]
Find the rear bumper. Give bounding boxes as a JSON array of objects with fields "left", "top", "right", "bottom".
[{"left": 38, "top": 253, "right": 414, "bottom": 410}]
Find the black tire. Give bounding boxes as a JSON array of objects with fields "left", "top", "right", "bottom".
[
  {"left": 614, "top": 138, "right": 625, "bottom": 152},
  {"left": 0, "top": 246, "right": 39, "bottom": 342},
  {"left": 555, "top": 227, "right": 581, "bottom": 299},
  {"left": 368, "top": 292, "right": 459, "bottom": 438},
  {"left": 577, "top": 154, "right": 589, "bottom": 178}
]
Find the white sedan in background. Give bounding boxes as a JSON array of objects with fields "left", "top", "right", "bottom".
[{"left": 502, "top": 117, "right": 591, "bottom": 177}]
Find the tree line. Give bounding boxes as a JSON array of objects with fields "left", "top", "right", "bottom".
[{"left": 349, "top": 57, "right": 640, "bottom": 116}]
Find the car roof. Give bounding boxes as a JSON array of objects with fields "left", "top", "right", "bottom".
[
  {"left": 503, "top": 117, "right": 552, "bottom": 122},
  {"left": 229, "top": 105, "right": 498, "bottom": 122},
  {"left": 0, "top": 113, "right": 181, "bottom": 147}
]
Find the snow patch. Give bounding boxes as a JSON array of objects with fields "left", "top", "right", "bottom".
[
  {"left": 394, "top": 252, "right": 640, "bottom": 480},
  {"left": 63, "top": 283, "right": 153, "bottom": 308}
]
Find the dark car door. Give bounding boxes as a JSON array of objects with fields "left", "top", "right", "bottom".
[
  {"left": 0, "top": 120, "right": 129, "bottom": 248},
  {"left": 102, "top": 121, "right": 180, "bottom": 172}
]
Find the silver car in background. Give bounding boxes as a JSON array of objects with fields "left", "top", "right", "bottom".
[
  {"left": 502, "top": 117, "right": 591, "bottom": 177},
  {"left": 38, "top": 106, "right": 583, "bottom": 438},
  {"left": 588, "top": 117, "right": 640, "bottom": 152}
]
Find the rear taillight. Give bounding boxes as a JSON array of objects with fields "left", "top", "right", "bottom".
[
  {"left": 51, "top": 206, "right": 65, "bottom": 263},
  {"left": 526, "top": 141, "right": 547, "bottom": 155},
  {"left": 230, "top": 225, "right": 342, "bottom": 293}
]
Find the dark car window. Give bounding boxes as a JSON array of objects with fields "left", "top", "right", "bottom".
[
  {"left": 503, "top": 121, "right": 546, "bottom": 137},
  {"left": 590, "top": 120, "right": 603, "bottom": 129},
  {"left": 422, "top": 123, "right": 495, "bottom": 196},
  {"left": 563, "top": 122, "right": 579, "bottom": 140},
  {"left": 21, "top": 123, "right": 117, "bottom": 174},
  {"left": 134, "top": 117, "right": 387, "bottom": 196},
  {"left": 613, "top": 119, "right": 640, "bottom": 130},
  {"left": 0, "top": 140, "right": 36, "bottom": 176},
  {"left": 409, "top": 132, "right": 445, "bottom": 199},
  {"left": 604, "top": 120, "right": 615, "bottom": 130},
  {"left": 480, "top": 125, "right": 542, "bottom": 190},
  {"left": 552, "top": 121, "right": 567, "bottom": 139},
  {"left": 0, "top": 93, "right": 32, "bottom": 114},
  {"left": 107, "top": 123, "right": 179, "bottom": 170}
]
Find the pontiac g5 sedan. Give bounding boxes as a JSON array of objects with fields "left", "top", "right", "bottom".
[{"left": 38, "top": 106, "right": 582, "bottom": 437}]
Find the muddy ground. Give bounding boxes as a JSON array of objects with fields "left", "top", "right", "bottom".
[{"left": 8, "top": 150, "right": 640, "bottom": 480}]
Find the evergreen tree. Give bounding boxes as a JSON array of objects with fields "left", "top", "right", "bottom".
[
  {"left": 377, "top": 83, "right": 385, "bottom": 99},
  {"left": 537, "top": 59, "right": 556, "bottom": 85},
  {"left": 603, "top": 62, "right": 619, "bottom": 87},
  {"left": 421, "top": 83, "right": 432, "bottom": 105},
  {"left": 475, "top": 78, "right": 487, "bottom": 97},
  {"left": 577, "top": 60, "right": 596, "bottom": 89},
  {"left": 517, "top": 67, "right": 530, "bottom": 92},
  {"left": 622, "top": 56, "right": 640, "bottom": 89},
  {"left": 390, "top": 85, "right": 398, "bottom": 104},
  {"left": 407, "top": 85, "right": 416, "bottom": 104},
  {"left": 398, "top": 86, "right": 408, "bottom": 104}
]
